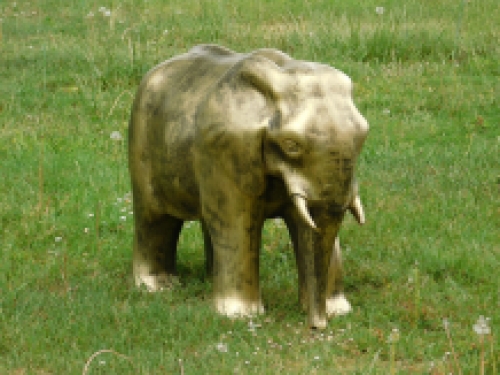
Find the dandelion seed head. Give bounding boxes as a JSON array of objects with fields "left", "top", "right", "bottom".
[
  {"left": 110, "top": 131, "right": 123, "bottom": 141},
  {"left": 216, "top": 343, "right": 228, "bottom": 353},
  {"left": 120, "top": 216, "right": 127, "bottom": 221},
  {"left": 98, "top": 7, "right": 111, "bottom": 17},
  {"left": 443, "top": 318, "right": 450, "bottom": 330},
  {"left": 388, "top": 328, "right": 400, "bottom": 343},
  {"left": 376, "top": 7, "right": 385, "bottom": 15},
  {"left": 473, "top": 315, "right": 491, "bottom": 335},
  {"left": 55, "top": 236, "right": 62, "bottom": 242}
]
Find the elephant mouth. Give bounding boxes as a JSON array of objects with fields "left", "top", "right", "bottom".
[
  {"left": 291, "top": 192, "right": 365, "bottom": 230},
  {"left": 291, "top": 194, "right": 318, "bottom": 231}
]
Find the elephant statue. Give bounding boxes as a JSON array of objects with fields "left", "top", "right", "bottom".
[{"left": 128, "top": 44, "right": 369, "bottom": 328}]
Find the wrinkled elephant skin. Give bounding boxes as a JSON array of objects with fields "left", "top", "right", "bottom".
[{"left": 128, "top": 45, "right": 369, "bottom": 328}]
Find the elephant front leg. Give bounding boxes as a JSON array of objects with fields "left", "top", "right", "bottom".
[
  {"left": 202, "top": 201, "right": 265, "bottom": 318},
  {"left": 133, "top": 213, "right": 183, "bottom": 291},
  {"left": 326, "top": 236, "right": 352, "bottom": 316}
]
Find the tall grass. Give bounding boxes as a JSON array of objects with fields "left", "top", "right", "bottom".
[{"left": 1, "top": 0, "right": 499, "bottom": 373}]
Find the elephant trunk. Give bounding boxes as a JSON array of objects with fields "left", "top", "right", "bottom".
[{"left": 298, "top": 224, "right": 333, "bottom": 329}]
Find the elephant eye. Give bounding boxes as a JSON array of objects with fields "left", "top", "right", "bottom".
[{"left": 281, "top": 138, "right": 303, "bottom": 158}]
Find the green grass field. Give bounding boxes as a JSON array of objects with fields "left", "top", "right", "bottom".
[{"left": 1, "top": 0, "right": 498, "bottom": 373}]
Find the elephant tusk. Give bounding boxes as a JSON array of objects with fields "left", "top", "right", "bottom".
[
  {"left": 349, "top": 195, "right": 365, "bottom": 225},
  {"left": 291, "top": 194, "right": 318, "bottom": 231}
]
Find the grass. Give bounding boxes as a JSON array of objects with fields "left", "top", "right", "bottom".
[{"left": 1, "top": 0, "right": 499, "bottom": 373}]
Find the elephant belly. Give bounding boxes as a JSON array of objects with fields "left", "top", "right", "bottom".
[
  {"left": 153, "top": 175, "right": 199, "bottom": 220},
  {"left": 146, "top": 138, "right": 200, "bottom": 220}
]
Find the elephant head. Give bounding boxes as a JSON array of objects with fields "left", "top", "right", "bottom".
[
  {"left": 195, "top": 50, "right": 368, "bottom": 328},
  {"left": 259, "top": 62, "right": 368, "bottom": 327}
]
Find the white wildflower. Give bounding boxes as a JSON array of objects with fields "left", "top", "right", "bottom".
[
  {"left": 110, "top": 131, "right": 123, "bottom": 141},
  {"left": 376, "top": 7, "right": 385, "bottom": 15},
  {"left": 248, "top": 320, "right": 262, "bottom": 331},
  {"left": 120, "top": 216, "right": 127, "bottom": 221},
  {"left": 216, "top": 343, "right": 228, "bottom": 353},
  {"left": 473, "top": 316, "right": 491, "bottom": 336},
  {"left": 55, "top": 236, "right": 62, "bottom": 242},
  {"left": 388, "top": 328, "right": 400, "bottom": 343},
  {"left": 443, "top": 318, "right": 450, "bottom": 330},
  {"left": 98, "top": 7, "right": 111, "bottom": 17}
]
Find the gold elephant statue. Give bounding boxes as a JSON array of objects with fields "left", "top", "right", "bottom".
[{"left": 128, "top": 45, "right": 369, "bottom": 329}]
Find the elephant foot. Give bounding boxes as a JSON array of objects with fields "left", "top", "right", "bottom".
[
  {"left": 326, "top": 294, "right": 352, "bottom": 317},
  {"left": 134, "top": 269, "right": 180, "bottom": 292},
  {"left": 309, "top": 313, "right": 328, "bottom": 330},
  {"left": 215, "top": 296, "right": 265, "bottom": 318}
]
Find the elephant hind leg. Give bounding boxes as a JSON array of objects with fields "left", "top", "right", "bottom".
[
  {"left": 201, "top": 220, "right": 214, "bottom": 278},
  {"left": 133, "top": 213, "right": 183, "bottom": 291}
]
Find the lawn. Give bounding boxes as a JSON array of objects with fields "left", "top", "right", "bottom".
[{"left": 0, "top": 0, "right": 498, "bottom": 374}]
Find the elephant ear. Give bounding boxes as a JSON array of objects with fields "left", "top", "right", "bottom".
[
  {"left": 239, "top": 54, "right": 291, "bottom": 102},
  {"left": 194, "top": 55, "right": 291, "bottom": 197}
]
